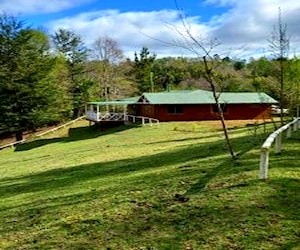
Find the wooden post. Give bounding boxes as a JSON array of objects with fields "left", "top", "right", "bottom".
[
  {"left": 259, "top": 148, "right": 269, "bottom": 180},
  {"left": 275, "top": 133, "right": 282, "bottom": 154}
]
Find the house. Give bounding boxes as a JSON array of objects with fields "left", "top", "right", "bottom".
[
  {"left": 128, "top": 90, "right": 278, "bottom": 121},
  {"left": 85, "top": 90, "right": 278, "bottom": 123}
]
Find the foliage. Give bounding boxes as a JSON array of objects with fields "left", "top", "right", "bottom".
[
  {"left": 88, "top": 36, "right": 125, "bottom": 100},
  {"left": 0, "top": 121, "right": 299, "bottom": 249},
  {"left": 52, "top": 28, "right": 90, "bottom": 118},
  {"left": 0, "top": 15, "right": 61, "bottom": 140},
  {"left": 134, "top": 47, "right": 156, "bottom": 93}
]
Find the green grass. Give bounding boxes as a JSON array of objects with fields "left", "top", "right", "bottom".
[{"left": 0, "top": 120, "right": 299, "bottom": 249}]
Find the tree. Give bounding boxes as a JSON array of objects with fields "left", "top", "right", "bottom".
[
  {"left": 52, "top": 28, "right": 91, "bottom": 117},
  {"left": 90, "top": 36, "right": 124, "bottom": 100},
  {"left": 0, "top": 15, "right": 63, "bottom": 141},
  {"left": 134, "top": 47, "right": 156, "bottom": 93},
  {"left": 268, "top": 8, "right": 290, "bottom": 125},
  {"left": 164, "top": 9, "right": 236, "bottom": 159},
  {"left": 92, "top": 36, "right": 123, "bottom": 63}
]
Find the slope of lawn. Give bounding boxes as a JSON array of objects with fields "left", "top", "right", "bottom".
[{"left": 0, "top": 120, "right": 299, "bottom": 249}]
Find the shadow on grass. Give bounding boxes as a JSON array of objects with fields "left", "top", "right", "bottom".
[
  {"left": 1, "top": 131, "right": 266, "bottom": 199},
  {"left": 1, "top": 131, "right": 299, "bottom": 249},
  {"left": 14, "top": 124, "right": 135, "bottom": 151}
]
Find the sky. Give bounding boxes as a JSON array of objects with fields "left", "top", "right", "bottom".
[{"left": 1, "top": 0, "right": 300, "bottom": 59}]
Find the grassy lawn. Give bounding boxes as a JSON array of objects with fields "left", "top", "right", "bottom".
[{"left": 0, "top": 120, "right": 299, "bottom": 249}]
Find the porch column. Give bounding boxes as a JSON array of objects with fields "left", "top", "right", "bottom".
[
  {"left": 123, "top": 105, "right": 127, "bottom": 120},
  {"left": 96, "top": 105, "right": 99, "bottom": 121}
]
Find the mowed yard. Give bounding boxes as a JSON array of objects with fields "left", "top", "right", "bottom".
[{"left": 0, "top": 120, "right": 299, "bottom": 249}]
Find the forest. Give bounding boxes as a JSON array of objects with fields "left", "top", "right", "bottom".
[{"left": 0, "top": 14, "right": 299, "bottom": 141}]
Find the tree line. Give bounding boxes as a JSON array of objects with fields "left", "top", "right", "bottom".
[{"left": 0, "top": 14, "right": 299, "bottom": 141}]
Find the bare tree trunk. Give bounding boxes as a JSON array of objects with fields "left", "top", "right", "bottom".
[
  {"left": 269, "top": 8, "right": 289, "bottom": 126},
  {"left": 279, "top": 59, "right": 284, "bottom": 125},
  {"left": 203, "top": 56, "right": 236, "bottom": 159}
]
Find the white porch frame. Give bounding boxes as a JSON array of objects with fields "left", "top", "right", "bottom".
[
  {"left": 85, "top": 101, "right": 159, "bottom": 126},
  {"left": 85, "top": 102, "right": 128, "bottom": 122}
]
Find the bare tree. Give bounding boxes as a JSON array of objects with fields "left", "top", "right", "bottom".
[
  {"left": 268, "top": 8, "right": 290, "bottom": 125},
  {"left": 92, "top": 36, "right": 124, "bottom": 63},
  {"left": 164, "top": 5, "right": 236, "bottom": 159},
  {"left": 90, "top": 36, "right": 124, "bottom": 100}
]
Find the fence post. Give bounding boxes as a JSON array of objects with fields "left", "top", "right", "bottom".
[
  {"left": 142, "top": 117, "right": 145, "bottom": 125},
  {"left": 293, "top": 122, "right": 297, "bottom": 132},
  {"left": 259, "top": 148, "right": 269, "bottom": 180},
  {"left": 275, "top": 133, "right": 282, "bottom": 154},
  {"left": 287, "top": 126, "right": 292, "bottom": 138}
]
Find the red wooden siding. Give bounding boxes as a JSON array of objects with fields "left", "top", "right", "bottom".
[{"left": 131, "top": 103, "right": 272, "bottom": 121}]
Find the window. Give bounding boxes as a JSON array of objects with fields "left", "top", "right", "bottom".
[
  {"left": 212, "top": 104, "right": 227, "bottom": 113},
  {"left": 168, "top": 105, "right": 183, "bottom": 114}
]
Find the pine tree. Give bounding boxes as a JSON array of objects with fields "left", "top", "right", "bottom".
[
  {"left": 134, "top": 47, "right": 156, "bottom": 93},
  {"left": 0, "top": 15, "right": 63, "bottom": 141},
  {"left": 52, "top": 29, "right": 91, "bottom": 118}
]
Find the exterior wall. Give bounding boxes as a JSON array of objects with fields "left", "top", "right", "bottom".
[
  {"left": 129, "top": 103, "right": 272, "bottom": 121},
  {"left": 223, "top": 104, "right": 271, "bottom": 120}
]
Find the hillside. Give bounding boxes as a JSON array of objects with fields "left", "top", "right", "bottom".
[{"left": 0, "top": 120, "right": 299, "bottom": 249}]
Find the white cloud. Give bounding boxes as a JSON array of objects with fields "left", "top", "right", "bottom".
[
  {"left": 0, "top": 0, "right": 93, "bottom": 15},
  {"left": 207, "top": 0, "right": 300, "bottom": 58},
  {"left": 47, "top": 10, "right": 210, "bottom": 58},
  {"left": 12, "top": 0, "right": 300, "bottom": 59}
]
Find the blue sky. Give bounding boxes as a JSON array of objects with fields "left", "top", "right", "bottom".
[
  {"left": 19, "top": 1, "right": 230, "bottom": 25},
  {"left": 1, "top": 0, "right": 300, "bottom": 59}
]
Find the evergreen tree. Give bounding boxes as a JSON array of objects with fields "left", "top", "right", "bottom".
[
  {"left": 52, "top": 28, "right": 91, "bottom": 117},
  {"left": 0, "top": 15, "right": 62, "bottom": 141},
  {"left": 134, "top": 47, "right": 156, "bottom": 93}
]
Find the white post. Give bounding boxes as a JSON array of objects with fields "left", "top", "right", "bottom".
[
  {"left": 275, "top": 133, "right": 282, "bottom": 154},
  {"left": 259, "top": 148, "right": 269, "bottom": 180},
  {"left": 96, "top": 105, "right": 100, "bottom": 121},
  {"left": 293, "top": 122, "right": 297, "bottom": 132},
  {"left": 123, "top": 105, "right": 127, "bottom": 119},
  {"left": 287, "top": 126, "right": 292, "bottom": 138},
  {"left": 142, "top": 117, "right": 145, "bottom": 125}
]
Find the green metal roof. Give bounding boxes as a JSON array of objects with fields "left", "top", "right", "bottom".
[
  {"left": 139, "top": 90, "right": 278, "bottom": 104},
  {"left": 87, "top": 90, "right": 278, "bottom": 106}
]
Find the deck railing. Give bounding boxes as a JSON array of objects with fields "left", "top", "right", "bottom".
[
  {"left": 259, "top": 118, "right": 300, "bottom": 180},
  {"left": 125, "top": 115, "right": 159, "bottom": 126},
  {"left": 86, "top": 111, "right": 126, "bottom": 122},
  {"left": 86, "top": 111, "right": 159, "bottom": 126}
]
